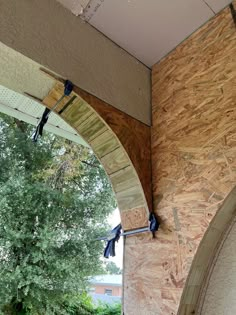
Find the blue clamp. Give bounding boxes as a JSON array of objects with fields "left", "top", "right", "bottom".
[
  {"left": 149, "top": 213, "right": 159, "bottom": 232},
  {"left": 64, "top": 80, "right": 74, "bottom": 96}
]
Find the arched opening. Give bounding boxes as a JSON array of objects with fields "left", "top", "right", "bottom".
[
  {"left": 43, "top": 78, "right": 151, "bottom": 229},
  {"left": 178, "top": 187, "right": 236, "bottom": 315},
  {"left": 0, "top": 106, "right": 123, "bottom": 312},
  {"left": 0, "top": 40, "right": 152, "bottom": 313},
  {"left": 0, "top": 40, "right": 152, "bottom": 231}
]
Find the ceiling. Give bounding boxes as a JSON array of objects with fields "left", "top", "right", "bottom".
[{"left": 57, "top": 0, "right": 232, "bottom": 67}]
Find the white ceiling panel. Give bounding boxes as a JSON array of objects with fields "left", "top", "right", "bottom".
[
  {"left": 81, "top": 0, "right": 215, "bottom": 66},
  {"left": 54, "top": 0, "right": 230, "bottom": 67},
  {"left": 204, "top": 0, "right": 232, "bottom": 13}
]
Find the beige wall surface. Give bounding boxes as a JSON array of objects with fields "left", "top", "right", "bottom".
[
  {"left": 0, "top": 42, "right": 54, "bottom": 99},
  {"left": 123, "top": 3, "right": 236, "bottom": 315},
  {"left": 199, "top": 217, "right": 236, "bottom": 315},
  {"left": 0, "top": 0, "right": 151, "bottom": 125}
]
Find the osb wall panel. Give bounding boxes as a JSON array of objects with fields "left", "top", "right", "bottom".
[
  {"left": 43, "top": 81, "right": 151, "bottom": 231},
  {"left": 124, "top": 3, "right": 236, "bottom": 315},
  {"left": 74, "top": 86, "right": 152, "bottom": 213}
]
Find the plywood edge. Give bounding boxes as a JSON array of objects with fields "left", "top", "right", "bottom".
[
  {"left": 74, "top": 85, "right": 153, "bottom": 213},
  {"left": 42, "top": 81, "right": 151, "bottom": 230}
]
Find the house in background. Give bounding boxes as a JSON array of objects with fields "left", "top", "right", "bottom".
[{"left": 89, "top": 275, "right": 122, "bottom": 305}]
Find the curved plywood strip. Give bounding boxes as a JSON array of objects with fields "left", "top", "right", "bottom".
[
  {"left": 178, "top": 187, "right": 236, "bottom": 315},
  {"left": 73, "top": 85, "right": 152, "bottom": 213},
  {"left": 42, "top": 81, "right": 151, "bottom": 231}
]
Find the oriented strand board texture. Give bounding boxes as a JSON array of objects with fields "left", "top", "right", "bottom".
[
  {"left": 74, "top": 86, "right": 152, "bottom": 213},
  {"left": 43, "top": 82, "right": 151, "bottom": 231},
  {"left": 124, "top": 4, "right": 236, "bottom": 315}
]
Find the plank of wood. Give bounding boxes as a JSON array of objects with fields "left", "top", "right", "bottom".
[
  {"left": 101, "top": 147, "right": 130, "bottom": 175},
  {"left": 90, "top": 130, "right": 120, "bottom": 158},
  {"left": 42, "top": 82, "right": 70, "bottom": 111},
  {"left": 74, "top": 85, "right": 152, "bottom": 212},
  {"left": 43, "top": 81, "right": 151, "bottom": 231},
  {"left": 121, "top": 207, "right": 149, "bottom": 231},
  {"left": 110, "top": 165, "right": 140, "bottom": 193},
  {"left": 61, "top": 98, "right": 94, "bottom": 126},
  {"left": 40, "top": 67, "right": 65, "bottom": 83},
  {"left": 75, "top": 112, "right": 107, "bottom": 142},
  {"left": 116, "top": 185, "right": 146, "bottom": 212}
]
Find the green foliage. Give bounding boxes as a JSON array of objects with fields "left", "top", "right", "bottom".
[
  {"left": 59, "top": 294, "right": 121, "bottom": 315},
  {"left": 57, "top": 293, "right": 95, "bottom": 315},
  {"left": 95, "top": 303, "right": 121, "bottom": 315},
  {"left": 104, "top": 262, "right": 122, "bottom": 275},
  {"left": 0, "top": 114, "right": 116, "bottom": 314}
]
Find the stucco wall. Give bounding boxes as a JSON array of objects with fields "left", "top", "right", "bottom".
[
  {"left": 123, "top": 3, "right": 236, "bottom": 315},
  {"left": 199, "top": 217, "right": 236, "bottom": 315},
  {"left": 0, "top": 42, "right": 54, "bottom": 99}
]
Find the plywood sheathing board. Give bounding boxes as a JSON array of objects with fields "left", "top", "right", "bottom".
[
  {"left": 42, "top": 82, "right": 151, "bottom": 231},
  {"left": 124, "top": 2, "right": 236, "bottom": 315},
  {"left": 0, "top": 0, "right": 151, "bottom": 125},
  {"left": 74, "top": 85, "right": 152, "bottom": 213}
]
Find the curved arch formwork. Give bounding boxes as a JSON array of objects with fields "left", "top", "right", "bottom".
[{"left": 42, "top": 77, "right": 152, "bottom": 231}]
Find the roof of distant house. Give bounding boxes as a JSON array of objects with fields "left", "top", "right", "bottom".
[
  {"left": 89, "top": 293, "right": 121, "bottom": 305},
  {"left": 89, "top": 275, "right": 122, "bottom": 286}
]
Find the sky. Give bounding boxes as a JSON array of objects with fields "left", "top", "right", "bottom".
[{"left": 107, "top": 208, "right": 123, "bottom": 268}]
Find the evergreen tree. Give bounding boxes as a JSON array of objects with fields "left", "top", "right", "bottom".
[{"left": 105, "top": 262, "right": 122, "bottom": 275}]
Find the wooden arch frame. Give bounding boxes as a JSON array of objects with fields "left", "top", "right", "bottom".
[
  {"left": 177, "top": 187, "right": 236, "bottom": 315},
  {"left": 42, "top": 76, "right": 152, "bottom": 231}
]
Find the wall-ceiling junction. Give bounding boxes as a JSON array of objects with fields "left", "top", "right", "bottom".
[
  {"left": 0, "top": 0, "right": 151, "bottom": 125},
  {"left": 57, "top": 0, "right": 232, "bottom": 67}
]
